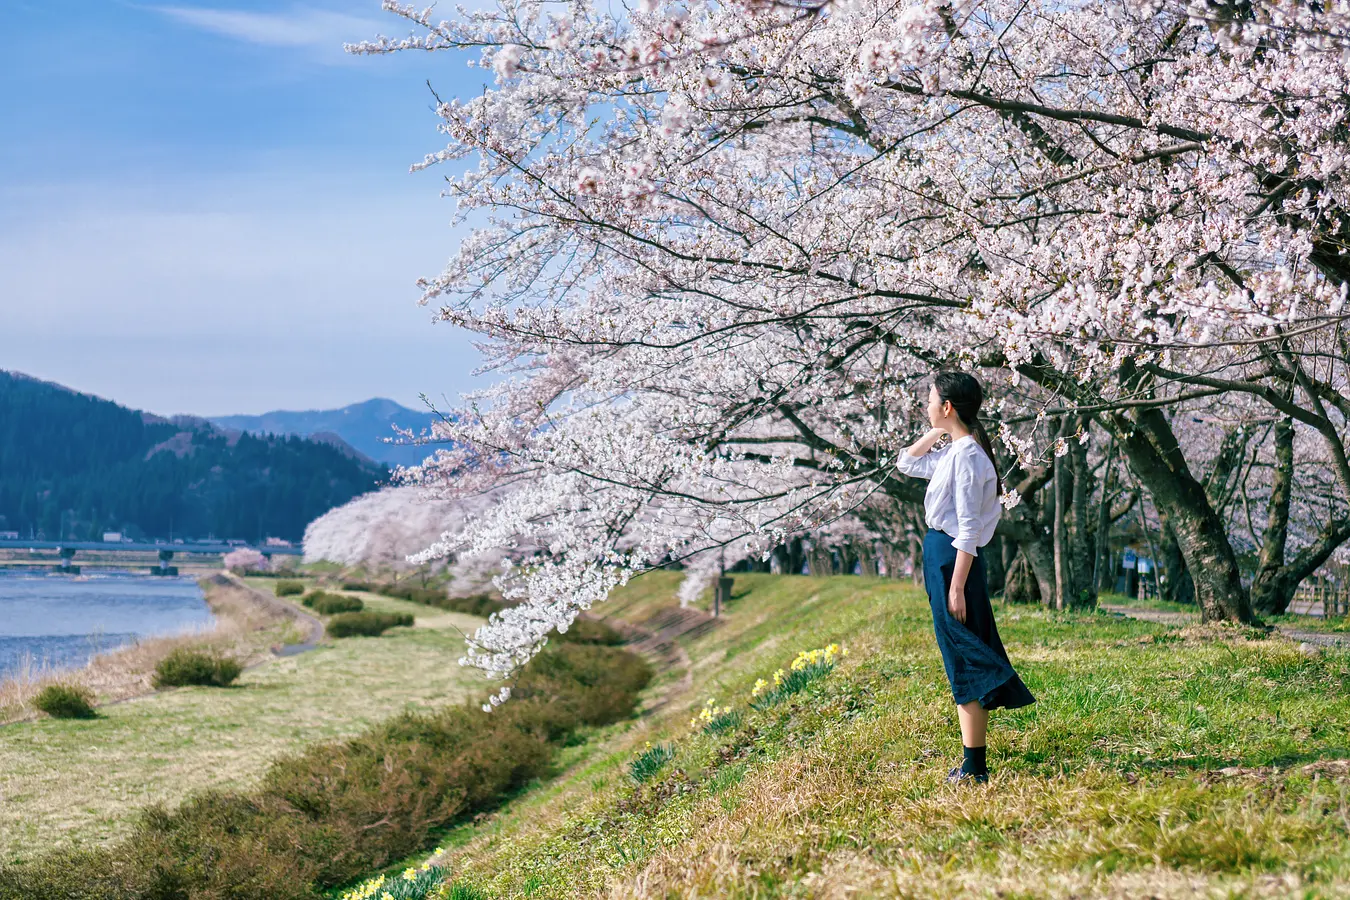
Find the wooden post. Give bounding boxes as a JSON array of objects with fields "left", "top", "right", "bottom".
[{"left": 715, "top": 548, "right": 724, "bottom": 618}]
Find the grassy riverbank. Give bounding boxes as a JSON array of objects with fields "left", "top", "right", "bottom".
[
  {"left": 0, "top": 579, "right": 486, "bottom": 863},
  {"left": 0, "top": 575, "right": 308, "bottom": 724},
  {"left": 424, "top": 572, "right": 1350, "bottom": 898}
]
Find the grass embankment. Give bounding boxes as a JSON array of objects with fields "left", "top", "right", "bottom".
[
  {"left": 0, "top": 579, "right": 486, "bottom": 864},
  {"left": 0, "top": 574, "right": 307, "bottom": 724},
  {"left": 0, "top": 620, "right": 652, "bottom": 900},
  {"left": 427, "top": 572, "right": 1350, "bottom": 898}
]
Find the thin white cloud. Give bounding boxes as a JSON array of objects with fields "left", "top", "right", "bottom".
[{"left": 151, "top": 5, "right": 383, "bottom": 49}]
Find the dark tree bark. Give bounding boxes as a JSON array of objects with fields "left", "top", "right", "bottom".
[
  {"left": 984, "top": 534, "right": 1007, "bottom": 595},
  {"left": 1093, "top": 437, "right": 1117, "bottom": 593},
  {"left": 1004, "top": 551, "right": 1042, "bottom": 604},
  {"left": 1157, "top": 516, "right": 1196, "bottom": 606},
  {"left": 1053, "top": 446, "right": 1067, "bottom": 609},
  {"left": 1067, "top": 424, "right": 1097, "bottom": 608},
  {"left": 1100, "top": 401, "right": 1254, "bottom": 623},
  {"left": 1012, "top": 355, "right": 1255, "bottom": 622},
  {"left": 1251, "top": 418, "right": 1295, "bottom": 614}
]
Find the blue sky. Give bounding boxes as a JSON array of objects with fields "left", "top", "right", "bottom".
[{"left": 0, "top": 1, "right": 490, "bottom": 416}]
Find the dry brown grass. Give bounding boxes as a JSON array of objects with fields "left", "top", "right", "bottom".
[
  {"left": 0, "top": 574, "right": 308, "bottom": 724},
  {"left": 0, "top": 594, "right": 485, "bottom": 859}
]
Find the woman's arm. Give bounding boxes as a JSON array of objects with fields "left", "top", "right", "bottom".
[
  {"left": 948, "top": 551, "right": 975, "bottom": 624},
  {"left": 895, "top": 426, "right": 949, "bottom": 480}
]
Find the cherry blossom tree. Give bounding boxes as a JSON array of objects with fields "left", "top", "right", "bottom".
[
  {"left": 348, "top": 0, "right": 1350, "bottom": 690},
  {"left": 223, "top": 547, "right": 268, "bottom": 573}
]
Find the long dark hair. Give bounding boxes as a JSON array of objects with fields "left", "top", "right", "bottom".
[{"left": 934, "top": 371, "right": 1002, "bottom": 496}]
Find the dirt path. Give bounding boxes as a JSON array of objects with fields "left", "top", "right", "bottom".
[
  {"left": 1102, "top": 603, "right": 1348, "bottom": 649},
  {"left": 212, "top": 574, "right": 324, "bottom": 660},
  {"left": 584, "top": 604, "right": 718, "bottom": 717}
]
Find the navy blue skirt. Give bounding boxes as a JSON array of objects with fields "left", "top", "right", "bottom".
[{"left": 922, "top": 529, "right": 1036, "bottom": 710}]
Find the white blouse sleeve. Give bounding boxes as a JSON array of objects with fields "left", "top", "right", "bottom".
[
  {"left": 895, "top": 440, "right": 949, "bottom": 480},
  {"left": 951, "top": 451, "right": 993, "bottom": 557}
]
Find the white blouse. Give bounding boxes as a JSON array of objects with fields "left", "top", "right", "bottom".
[{"left": 895, "top": 434, "right": 1000, "bottom": 557}]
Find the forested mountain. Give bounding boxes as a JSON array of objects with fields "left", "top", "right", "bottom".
[
  {"left": 211, "top": 398, "right": 441, "bottom": 467},
  {"left": 0, "top": 371, "right": 388, "bottom": 543}
]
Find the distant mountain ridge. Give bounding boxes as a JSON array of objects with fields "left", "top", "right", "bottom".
[
  {"left": 211, "top": 398, "right": 442, "bottom": 467},
  {"left": 0, "top": 371, "right": 388, "bottom": 543}
]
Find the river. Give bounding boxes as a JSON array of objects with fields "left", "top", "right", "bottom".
[{"left": 0, "top": 569, "right": 213, "bottom": 681}]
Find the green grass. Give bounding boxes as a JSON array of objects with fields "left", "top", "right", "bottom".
[
  {"left": 254, "top": 578, "right": 479, "bottom": 634},
  {"left": 0, "top": 606, "right": 488, "bottom": 864},
  {"left": 427, "top": 573, "right": 1350, "bottom": 898},
  {"left": 1098, "top": 590, "right": 1197, "bottom": 615},
  {"left": 1100, "top": 589, "right": 1350, "bottom": 634}
]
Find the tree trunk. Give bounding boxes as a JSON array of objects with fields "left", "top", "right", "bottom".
[
  {"left": 855, "top": 540, "right": 878, "bottom": 577},
  {"left": 1067, "top": 426, "right": 1097, "bottom": 608},
  {"left": 1104, "top": 404, "right": 1254, "bottom": 623},
  {"left": 1022, "top": 533, "right": 1057, "bottom": 608},
  {"left": 1004, "top": 551, "right": 1042, "bottom": 604},
  {"left": 1016, "top": 356, "right": 1254, "bottom": 622},
  {"left": 1157, "top": 516, "right": 1196, "bottom": 606},
  {"left": 1053, "top": 448, "right": 1066, "bottom": 609},
  {"left": 1252, "top": 418, "right": 1295, "bottom": 615},
  {"left": 1002, "top": 537, "right": 1016, "bottom": 587},
  {"left": 909, "top": 532, "right": 923, "bottom": 586},
  {"left": 1093, "top": 438, "right": 1117, "bottom": 594},
  {"left": 984, "top": 534, "right": 1007, "bottom": 596}
]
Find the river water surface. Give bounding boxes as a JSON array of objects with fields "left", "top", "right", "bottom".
[{"left": 0, "top": 570, "right": 212, "bottom": 680}]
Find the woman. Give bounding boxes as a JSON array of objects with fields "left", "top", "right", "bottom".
[{"left": 896, "top": 371, "right": 1035, "bottom": 784}]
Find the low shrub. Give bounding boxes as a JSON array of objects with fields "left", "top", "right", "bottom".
[
  {"left": 554, "top": 616, "right": 625, "bottom": 645},
  {"left": 368, "top": 584, "right": 508, "bottom": 618},
  {"left": 0, "top": 641, "right": 653, "bottom": 899},
  {"left": 326, "top": 611, "right": 414, "bottom": 638},
  {"left": 304, "top": 592, "right": 364, "bottom": 615},
  {"left": 274, "top": 580, "right": 306, "bottom": 597},
  {"left": 153, "top": 648, "right": 243, "bottom": 688},
  {"left": 33, "top": 683, "right": 97, "bottom": 719},
  {"left": 340, "top": 580, "right": 373, "bottom": 592}
]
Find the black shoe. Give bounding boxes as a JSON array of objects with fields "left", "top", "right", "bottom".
[{"left": 947, "top": 764, "right": 989, "bottom": 784}]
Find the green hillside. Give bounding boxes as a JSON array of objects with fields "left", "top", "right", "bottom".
[
  {"left": 0, "top": 371, "right": 387, "bottom": 542},
  {"left": 426, "top": 572, "right": 1350, "bottom": 898}
]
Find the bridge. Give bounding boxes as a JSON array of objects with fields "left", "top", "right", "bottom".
[
  {"left": 0, "top": 539, "right": 303, "bottom": 575},
  {"left": 0, "top": 540, "right": 303, "bottom": 556}
]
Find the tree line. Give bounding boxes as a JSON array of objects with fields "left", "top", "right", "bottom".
[{"left": 0, "top": 371, "right": 387, "bottom": 543}]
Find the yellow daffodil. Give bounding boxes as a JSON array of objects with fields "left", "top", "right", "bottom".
[
  {"left": 751, "top": 677, "right": 768, "bottom": 697},
  {"left": 403, "top": 866, "right": 418, "bottom": 881}
]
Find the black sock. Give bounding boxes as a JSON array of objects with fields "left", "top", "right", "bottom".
[{"left": 961, "top": 744, "right": 988, "bottom": 777}]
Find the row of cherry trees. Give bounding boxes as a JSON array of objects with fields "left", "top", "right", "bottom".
[{"left": 350, "top": 0, "right": 1350, "bottom": 687}]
